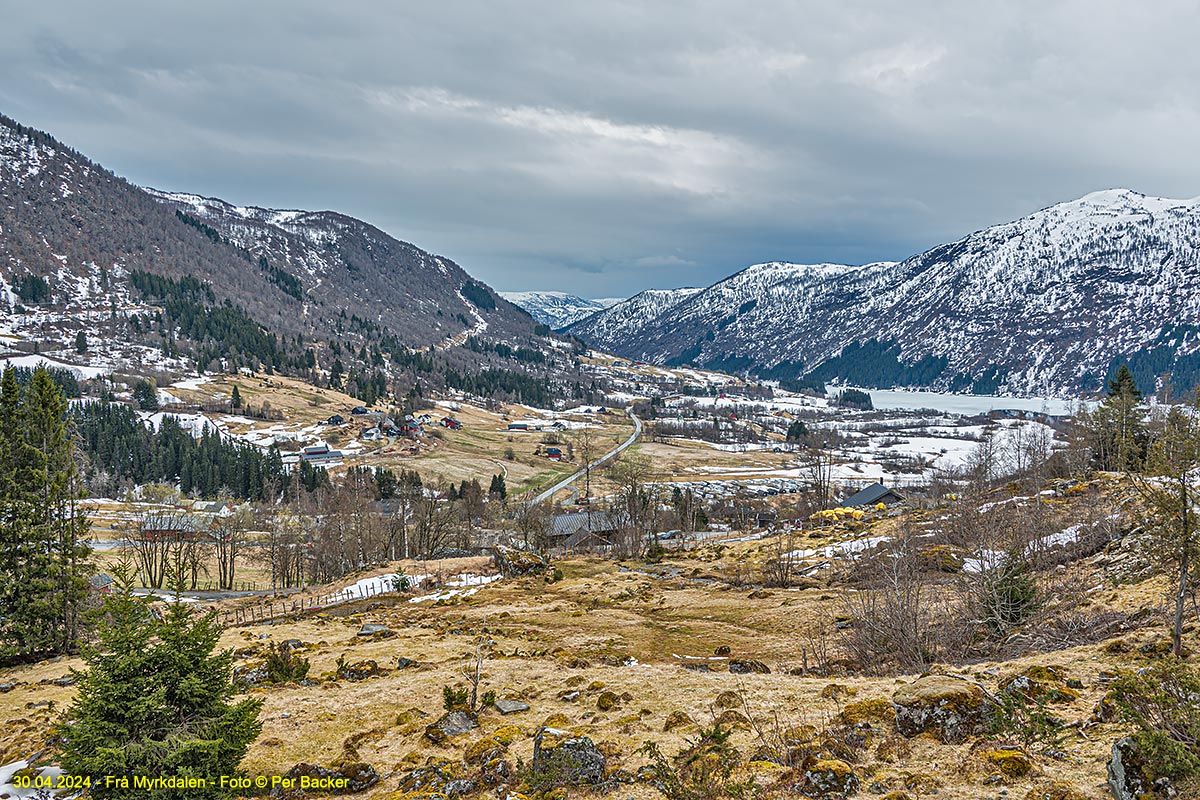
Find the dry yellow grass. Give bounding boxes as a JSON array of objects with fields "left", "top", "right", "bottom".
[{"left": 0, "top": 524, "right": 1169, "bottom": 800}]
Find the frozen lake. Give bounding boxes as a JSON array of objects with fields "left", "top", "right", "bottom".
[{"left": 842, "top": 387, "right": 1085, "bottom": 416}]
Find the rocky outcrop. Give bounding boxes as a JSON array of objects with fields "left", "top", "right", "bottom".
[
  {"left": 1000, "top": 665, "right": 1080, "bottom": 704},
  {"left": 799, "top": 757, "right": 859, "bottom": 797},
  {"left": 336, "top": 659, "right": 387, "bottom": 682},
  {"left": 356, "top": 624, "right": 393, "bottom": 638},
  {"left": 1107, "top": 737, "right": 1162, "bottom": 800},
  {"left": 274, "top": 762, "right": 378, "bottom": 795},
  {"left": 232, "top": 660, "right": 268, "bottom": 689},
  {"left": 493, "top": 545, "right": 548, "bottom": 577},
  {"left": 891, "top": 675, "right": 995, "bottom": 743},
  {"left": 424, "top": 711, "right": 479, "bottom": 744},
  {"left": 532, "top": 727, "right": 607, "bottom": 786}
]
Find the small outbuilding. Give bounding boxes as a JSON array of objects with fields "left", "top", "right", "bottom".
[{"left": 842, "top": 482, "right": 906, "bottom": 508}]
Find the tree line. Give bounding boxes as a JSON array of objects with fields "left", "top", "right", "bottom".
[{"left": 72, "top": 401, "right": 289, "bottom": 501}]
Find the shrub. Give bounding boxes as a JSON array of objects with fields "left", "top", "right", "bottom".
[
  {"left": 636, "top": 724, "right": 752, "bottom": 800},
  {"left": 1110, "top": 658, "right": 1200, "bottom": 785},
  {"left": 443, "top": 685, "right": 470, "bottom": 712},
  {"left": 988, "top": 690, "right": 1069, "bottom": 750},
  {"left": 264, "top": 641, "right": 310, "bottom": 684}
]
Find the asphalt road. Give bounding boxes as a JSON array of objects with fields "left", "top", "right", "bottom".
[{"left": 532, "top": 409, "right": 642, "bottom": 504}]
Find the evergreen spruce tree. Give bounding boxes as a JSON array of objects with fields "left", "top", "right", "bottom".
[
  {"left": 1092, "top": 364, "right": 1149, "bottom": 472},
  {"left": 489, "top": 473, "right": 507, "bottom": 501},
  {"left": 76, "top": 330, "right": 88, "bottom": 354},
  {"left": 0, "top": 368, "right": 36, "bottom": 658},
  {"left": 0, "top": 367, "right": 91, "bottom": 660},
  {"left": 230, "top": 385, "right": 242, "bottom": 409},
  {"left": 22, "top": 368, "right": 91, "bottom": 653},
  {"left": 61, "top": 557, "right": 263, "bottom": 799}
]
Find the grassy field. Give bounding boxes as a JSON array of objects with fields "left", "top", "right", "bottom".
[{"left": 0, "top": 484, "right": 1174, "bottom": 799}]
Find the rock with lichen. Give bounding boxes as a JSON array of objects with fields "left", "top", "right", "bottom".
[
  {"left": 423, "top": 711, "right": 479, "bottom": 744},
  {"left": 799, "top": 757, "right": 859, "bottom": 798},
  {"left": 492, "top": 545, "right": 549, "bottom": 577},
  {"left": 891, "top": 675, "right": 996, "bottom": 743},
  {"left": 531, "top": 727, "right": 607, "bottom": 786},
  {"left": 999, "top": 665, "right": 1080, "bottom": 704}
]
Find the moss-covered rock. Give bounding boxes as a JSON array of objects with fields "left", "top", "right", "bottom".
[
  {"left": 663, "top": 709, "right": 696, "bottom": 732},
  {"left": 892, "top": 675, "right": 995, "bottom": 743},
  {"left": 980, "top": 748, "right": 1035, "bottom": 778},
  {"left": 491, "top": 725, "right": 523, "bottom": 745},
  {"left": 542, "top": 712, "right": 571, "bottom": 729},
  {"left": 596, "top": 690, "right": 619, "bottom": 711},
  {"left": 531, "top": 727, "right": 607, "bottom": 786},
  {"left": 784, "top": 724, "right": 819, "bottom": 746},
  {"left": 820, "top": 683, "right": 856, "bottom": 700},
  {"left": 918, "top": 544, "right": 965, "bottom": 572},
  {"left": 336, "top": 659, "right": 387, "bottom": 682},
  {"left": 423, "top": 711, "right": 478, "bottom": 744},
  {"left": 396, "top": 759, "right": 462, "bottom": 796},
  {"left": 999, "top": 665, "right": 1080, "bottom": 704},
  {"left": 799, "top": 757, "right": 859, "bottom": 797},
  {"left": 464, "top": 736, "right": 505, "bottom": 766},
  {"left": 1023, "top": 781, "right": 1088, "bottom": 800},
  {"left": 493, "top": 545, "right": 548, "bottom": 576},
  {"left": 715, "top": 689, "right": 742, "bottom": 709},
  {"left": 837, "top": 698, "right": 896, "bottom": 726},
  {"left": 715, "top": 708, "right": 752, "bottom": 731}
]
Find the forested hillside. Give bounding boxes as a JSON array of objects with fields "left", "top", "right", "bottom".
[{"left": 0, "top": 113, "right": 598, "bottom": 403}]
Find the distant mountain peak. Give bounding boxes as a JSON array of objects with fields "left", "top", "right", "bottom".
[{"left": 500, "top": 290, "right": 630, "bottom": 329}]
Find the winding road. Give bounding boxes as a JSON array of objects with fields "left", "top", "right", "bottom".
[{"left": 532, "top": 409, "right": 642, "bottom": 504}]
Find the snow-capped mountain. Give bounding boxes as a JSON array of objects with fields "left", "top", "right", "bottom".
[
  {"left": 499, "top": 291, "right": 624, "bottom": 329},
  {"left": 565, "top": 287, "right": 704, "bottom": 345},
  {"left": 569, "top": 190, "right": 1200, "bottom": 396}
]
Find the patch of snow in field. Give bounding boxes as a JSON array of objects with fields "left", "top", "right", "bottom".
[
  {"left": 172, "top": 375, "right": 213, "bottom": 390},
  {"left": 138, "top": 412, "right": 215, "bottom": 437},
  {"left": 133, "top": 590, "right": 199, "bottom": 604},
  {"left": 0, "top": 759, "right": 66, "bottom": 798},
  {"left": 786, "top": 536, "right": 890, "bottom": 560},
  {"left": 0, "top": 354, "right": 109, "bottom": 378},
  {"left": 408, "top": 573, "right": 504, "bottom": 603},
  {"left": 331, "top": 572, "right": 501, "bottom": 604}
]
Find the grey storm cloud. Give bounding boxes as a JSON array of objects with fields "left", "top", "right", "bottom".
[{"left": 2, "top": 0, "right": 1199, "bottom": 296}]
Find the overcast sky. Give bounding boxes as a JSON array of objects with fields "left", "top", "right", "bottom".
[{"left": 2, "top": 2, "right": 1198, "bottom": 297}]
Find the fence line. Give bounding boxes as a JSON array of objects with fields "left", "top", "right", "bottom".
[{"left": 217, "top": 573, "right": 403, "bottom": 628}]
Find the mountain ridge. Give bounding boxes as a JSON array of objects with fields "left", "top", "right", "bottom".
[
  {"left": 0, "top": 112, "right": 545, "bottom": 384},
  {"left": 567, "top": 189, "right": 1200, "bottom": 395},
  {"left": 498, "top": 290, "right": 623, "bottom": 329}
]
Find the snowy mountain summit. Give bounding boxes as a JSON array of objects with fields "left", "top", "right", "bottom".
[
  {"left": 499, "top": 291, "right": 624, "bottom": 329},
  {"left": 569, "top": 190, "right": 1200, "bottom": 396}
]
